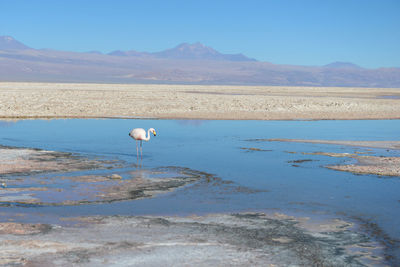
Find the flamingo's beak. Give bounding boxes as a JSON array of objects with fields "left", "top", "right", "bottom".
[{"left": 154, "top": 132, "right": 157, "bottom": 136}]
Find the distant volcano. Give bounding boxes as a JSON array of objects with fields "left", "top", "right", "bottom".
[
  {"left": 151, "top": 42, "right": 256, "bottom": 61},
  {"left": 107, "top": 42, "right": 256, "bottom": 62},
  {"left": 0, "top": 36, "right": 31, "bottom": 50}
]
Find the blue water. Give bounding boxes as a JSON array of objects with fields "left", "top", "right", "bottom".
[{"left": 1, "top": 119, "right": 400, "bottom": 241}]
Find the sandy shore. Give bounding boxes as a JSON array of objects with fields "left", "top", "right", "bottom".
[{"left": 1, "top": 82, "right": 399, "bottom": 120}]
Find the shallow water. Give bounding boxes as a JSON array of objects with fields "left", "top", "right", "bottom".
[{"left": 1, "top": 119, "right": 400, "bottom": 242}]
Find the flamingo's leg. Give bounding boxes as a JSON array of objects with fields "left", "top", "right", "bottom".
[
  {"left": 140, "top": 140, "right": 143, "bottom": 159},
  {"left": 136, "top": 140, "right": 139, "bottom": 160}
]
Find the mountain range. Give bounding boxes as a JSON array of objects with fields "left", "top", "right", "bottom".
[
  {"left": 1, "top": 35, "right": 399, "bottom": 87},
  {"left": 108, "top": 42, "right": 256, "bottom": 62}
]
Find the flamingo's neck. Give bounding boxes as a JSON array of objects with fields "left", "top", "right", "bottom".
[{"left": 144, "top": 129, "right": 151, "bottom": 141}]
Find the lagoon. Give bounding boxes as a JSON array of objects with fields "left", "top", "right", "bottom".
[{"left": 1, "top": 119, "right": 400, "bottom": 262}]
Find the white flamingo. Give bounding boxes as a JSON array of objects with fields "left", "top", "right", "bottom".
[{"left": 129, "top": 128, "right": 156, "bottom": 159}]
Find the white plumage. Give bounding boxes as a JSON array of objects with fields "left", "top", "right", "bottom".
[{"left": 129, "top": 128, "right": 156, "bottom": 159}]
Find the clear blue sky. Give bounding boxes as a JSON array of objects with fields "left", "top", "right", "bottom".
[{"left": 1, "top": 0, "right": 399, "bottom": 68}]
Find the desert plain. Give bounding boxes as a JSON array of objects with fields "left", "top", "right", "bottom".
[{"left": 0, "top": 82, "right": 399, "bottom": 120}]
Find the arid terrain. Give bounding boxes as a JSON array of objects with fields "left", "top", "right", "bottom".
[{"left": 0, "top": 82, "right": 399, "bottom": 120}]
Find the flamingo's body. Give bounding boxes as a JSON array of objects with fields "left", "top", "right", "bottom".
[{"left": 129, "top": 128, "right": 156, "bottom": 159}]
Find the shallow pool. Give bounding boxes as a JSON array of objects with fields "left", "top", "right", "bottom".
[{"left": 1, "top": 119, "right": 400, "bottom": 241}]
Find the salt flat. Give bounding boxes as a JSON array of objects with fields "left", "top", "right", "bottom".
[{"left": 1, "top": 82, "right": 399, "bottom": 120}]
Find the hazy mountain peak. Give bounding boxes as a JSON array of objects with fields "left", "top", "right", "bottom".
[
  {"left": 3, "top": 36, "right": 14, "bottom": 41},
  {"left": 108, "top": 50, "right": 128, "bottom": 56},
  {"left": 86, "top": 50, "right": 103, "bottom": 55},
  {"left": 159, "top": 42, "right": 217, "bottom": 57},
  {"left": 154, "top": 42, "right": 255, "bottom": 61},
  {"left": 107, "top": 49, "right": 148, "bottom": 57},
  {"left": 324, "top": 61, "right": 362, "bottom": 69},
  {"left": 176, "top": 42, "right": 213, "bottom": 51},
  {"left": 0, "top": 35, "right": 30, "bottom": 50},
  {"left": 104, "top": 42, "right": 255, "bottom": 61}
]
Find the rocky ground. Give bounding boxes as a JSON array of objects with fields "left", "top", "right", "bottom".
[{"left": 0, "top": 213, "right": 388, "bottom": 266}]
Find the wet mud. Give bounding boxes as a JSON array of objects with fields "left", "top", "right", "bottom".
[
  {"left": 0, "top": 222, "right": 51, "bottom": 235},
  {"left": 0, "top": 213, "right": 390, "bottom": 266},
  {"left": 240, "top": 147, "right": 272, "bottom": 152},
  {"left": 354, "top": 217, "right": 400, "bottom": 265},
  {"left": 0, "top": 145, "right": 261, "bottom": 207},
  {"left": 0, "top": 145, "right": 107, "bottom": 176},
  {"left": 287, "top": 159, "right": 318, "bottom": 167},
  {"left": 288, "top": 159, "right": 315, "bottom": 164},
  {"left": 0, "top": 145, "right": 214, "bottom": 206},
  {"left": 0, "top": 168, "right": 208, "bottom": 207}
]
